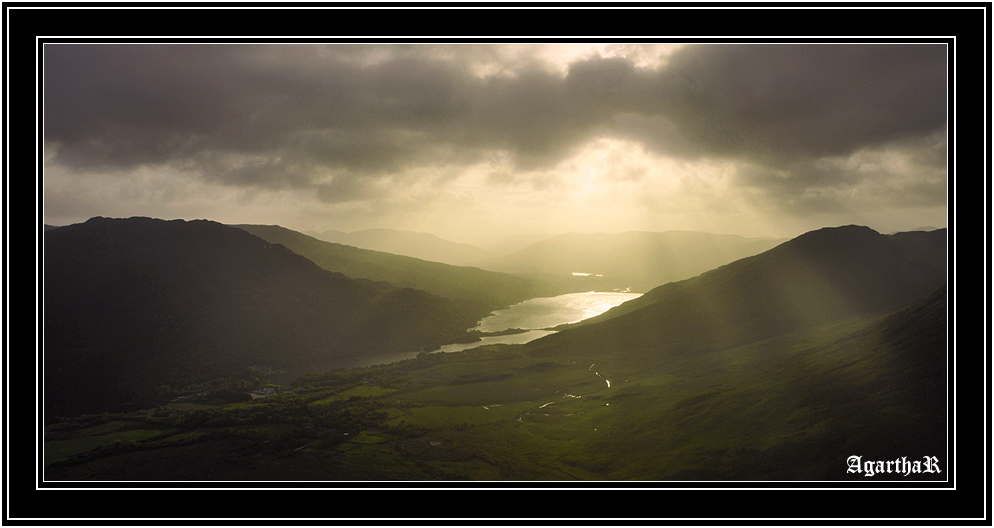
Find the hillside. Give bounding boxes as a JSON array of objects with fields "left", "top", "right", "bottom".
[
  {"left": 474, "top": 230, "right": 787, "bottom": 293},
  {"left": 509, "top": 223, "right": 948, "bottom": 479},
  {"left": 42, "top": 217, "right": 484, "bottom": 417},
  {"left": 44, "top": 285, "right": 948, "bottom": 481},
  {"left": 542, "top": 286, "right": 949, "bottom": 480},
  {"left": 236, "top": 224, "right": 557, "bottom": 314},
  {"left": 539, "top": 225, "right": 947, "bottom": 356},
  {"left": 42, "top": 223, "right": 948, "bottom": 481},
  {"left": 314, "top": 228, "right": 493, "bottom": 266}
]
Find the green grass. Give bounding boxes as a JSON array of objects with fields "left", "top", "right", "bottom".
[
  {"left": 310, "top": 384, "right": 396, "bottom": 404},
  {"left": 44, "top": 421, "right": 176, "bottom": 467},
  {"left": 44, "top": 302, "right": 945, "bottom": 482}
]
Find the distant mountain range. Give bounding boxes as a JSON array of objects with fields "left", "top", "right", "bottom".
[
  {"left": 311, "top": 228, "right": 493, "bottom": 266},
  {"left": 474, "top": 230, "right": 788, "bottom": 293},
  {"left": 42, "top": 217, "right": 489, "bottom": 417}
]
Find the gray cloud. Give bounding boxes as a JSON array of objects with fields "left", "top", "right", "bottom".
[
  {"left": 733, "top": 133, "right": 947, "bottom": 215},
  {"left": 654, "top": 44, "right": 947, "bottom": 165},
  {"left": 44, "top": 43, "right": 947, "bottom": 213}
]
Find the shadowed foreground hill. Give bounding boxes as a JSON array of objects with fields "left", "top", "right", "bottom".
[
  {"left": 236, "top": 224, "right": 556, "bottom": 314},
  {"left": 43, "top": 217, "right": 484, "bottom": 417},
  {"left": 539, "top": 225, "right": 947, "bottom": 357}
]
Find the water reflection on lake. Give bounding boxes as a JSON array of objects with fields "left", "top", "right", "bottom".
[
  {"left": 275, "top": 290, "right": 642, "bottom": 382},
  {"left": 436, "top": 330, "right": 557, "bottom": 353},
  {"left": 475, "top": 291, "right": 642, "bottom": 333},
  {"left": 439, "top": 290, "right": 642, "bottom": 352}
]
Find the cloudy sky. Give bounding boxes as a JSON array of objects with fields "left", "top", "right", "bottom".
[{"left": 43, "top": 43, "right": 948, "bottom": 245}]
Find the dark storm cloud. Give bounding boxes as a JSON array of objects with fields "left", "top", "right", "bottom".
[
  {"left": 44, "top": 43, "right": 947, "bottom": 206},
  {"left": 44, "top": 44, "right": 625, "bottom": 185},
  {"left": 653, "top": 44, "right": 947, "bottom": 166},
  {"left": 45, "top": 45, "right": 245, "bottom": 162}
]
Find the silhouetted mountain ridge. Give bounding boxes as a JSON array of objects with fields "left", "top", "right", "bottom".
[{"left": 43, "top": 217, "right": 483, "bottom": 417}]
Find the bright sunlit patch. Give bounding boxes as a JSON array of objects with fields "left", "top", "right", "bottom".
[
  {"left": 533, "top": 43, "right": 686, "bottom": 75},
  {"left": 579, "top": 167, "right": 603, "bottom": 198},
  {"left": 451, "top": 44, "right": 686, "bottom": 79},
  {"left": 473, "top": 291, "right": 642, "bottom": 334},
  {"left": 579, "top": 292, "right": 635, "bottom": 319},
  {"left": 394, "top": 136, "right": 778, "bottom": 240}
]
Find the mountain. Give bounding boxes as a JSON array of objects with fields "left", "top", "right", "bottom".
[
  {"left": 40, "top": 222, "right": 948, "bottom": 481},
  {"left": 42, "top": 217, "right": 485, "bottom": 417},
  {"left": 533, "top": 225, "right": 946, "bottom": 358},
  {"left": 235, "top": 224, "right": 557, "bottom": 314},
  {"left": 483, "top": 233, "right": 556, "bottom": 255},
  {"left": 314, "top": 228, "right": 492, "bottom": 266},
  {"left": 518, "top": 226, "right": 947, "bottom": 479},
  {"left": 474, "top": 230, "right": 787, "bottom": 293},
  {"left": 551, "top": 285, "right": 948, "bottom": 480}
]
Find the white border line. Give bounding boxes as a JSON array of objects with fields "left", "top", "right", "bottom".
[
  {"left": 18, "top": 7, "right": 979, "bottom": 521},
  {"left": 32, "top": 38, "right": 960, "bottom": 495}
]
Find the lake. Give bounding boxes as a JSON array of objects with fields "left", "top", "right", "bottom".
[
  {"left": 275, "top": 290, "right": 643, "bottom": 381},
  {"left": 435, "top": 290, "right": 643, "bottom": 353}
]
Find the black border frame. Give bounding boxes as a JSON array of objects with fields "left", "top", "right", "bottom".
[{"left": 7, "top": 2, "right": 990, "bottom": 525}]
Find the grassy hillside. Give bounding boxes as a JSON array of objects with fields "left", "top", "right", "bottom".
[
  {"left": 236, "top": 224, "right": 557, "bottom": 314},
  {"left": 528, "top": 287, "right": 947, "bottom": 480},
  {"left": 44, "top": 286, "right": 946, "bottom": 481}
]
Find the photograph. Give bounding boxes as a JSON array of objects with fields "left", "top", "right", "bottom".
[{"left": 8, "top": 2, "right": 989, "bottom": 525}]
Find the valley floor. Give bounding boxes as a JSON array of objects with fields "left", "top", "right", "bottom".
[{"left": 44, "top": 305, "right": 947, "bottom": 482}]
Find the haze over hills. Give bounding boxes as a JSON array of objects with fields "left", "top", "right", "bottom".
[
  {"left": 312, "top": 228, "right": 493, "bottom": 266},
  {"left": 235, "top": 224, "right": 558, "bottom": 314},
  {"left": 474, "top": 230, "right": 788, "bottom": 293},
  {"left": 534, "top": 225, "right": 946, "bottom": 357},
  {"left": 42, "top": 217, "right": 488, "bottom": 417}
]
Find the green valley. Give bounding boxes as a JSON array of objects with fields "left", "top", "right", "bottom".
[{"left": 44, "top": 286, "right": 945, "bottom": 481}]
